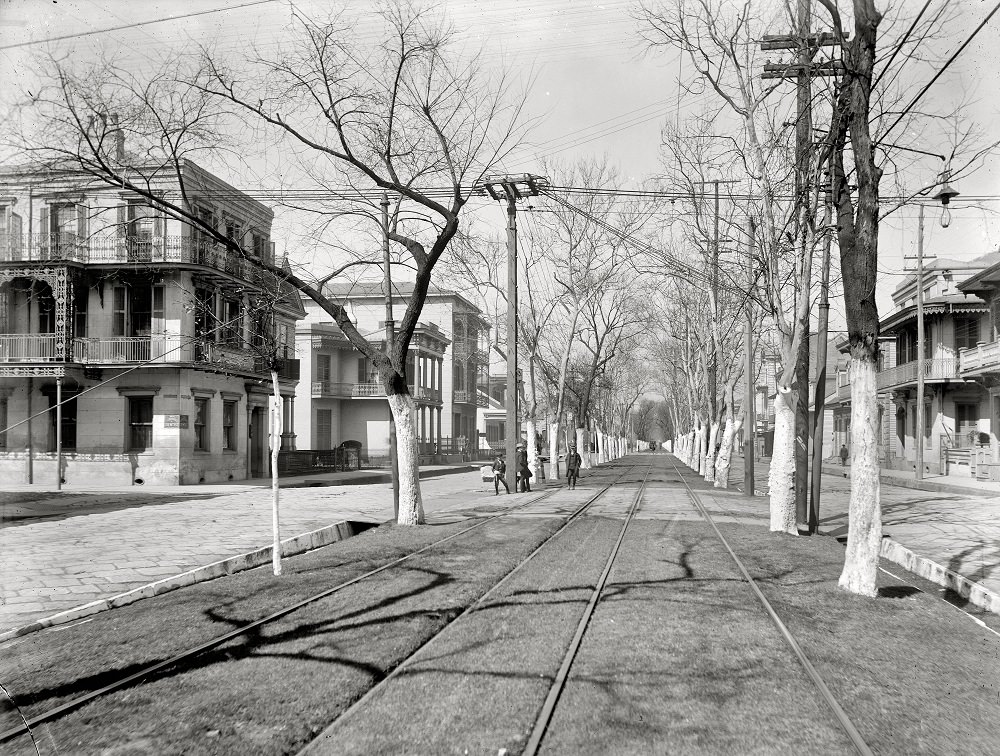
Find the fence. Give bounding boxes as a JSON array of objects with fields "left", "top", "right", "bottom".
[{"left": 277, "top": 447, "right": 361, "bottom": 475}]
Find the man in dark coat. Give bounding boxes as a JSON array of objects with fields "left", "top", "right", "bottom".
[
  {"left": 566, "top": 444, "right": 582, "bottom": 490},
  {"left": 516, "top": 443, "right": 531, "bottom": 492},
  {"left": 492, "top": 453, "right": 510, "bottom": 495}
]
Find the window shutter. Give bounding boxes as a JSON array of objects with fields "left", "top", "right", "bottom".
[
  {"left": 39, "top": 206, "right": 49, "bottom": 257},
  {"left": 76, "top": 204, "right": 88, "bottom": 239},
  {"left": 113, "top": 287, "right": 126, "bottom": 336}
]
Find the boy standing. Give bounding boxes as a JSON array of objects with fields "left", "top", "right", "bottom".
[
  {"left": 492, "top": 454, "right": 510, "bottom": 495},
  {"left": 566, "top": 444, "right": 582, "bottom": 490}
]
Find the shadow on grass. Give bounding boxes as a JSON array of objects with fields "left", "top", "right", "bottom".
[
  {"left": 10, "top": 564, "right": 464, "bottom": 711},
  {"left": 877, "top": 585, "right": 921, "bottom": 599}
]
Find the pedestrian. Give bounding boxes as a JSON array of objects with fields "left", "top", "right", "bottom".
[
  {"left": 492, "top": 453, "right": 509, "bottom": 495},
  {"left": 516, "top": 443, "right": 532, "bottom": 492},
  {"left": 840, "top": 443, "right": 849, "bottom": 466},
  {"left": 566, "top": 444, "right": 582, "bottom": 490}
]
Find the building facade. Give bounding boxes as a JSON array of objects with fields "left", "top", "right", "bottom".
[
  {"left": 827, "top": 253, "right": 999, "bottom": 477},
  {"left": 0, "top": 160, "right": 303, "bottom": 486},
  {"left": 294, "top": 283, "right": 489, "bottom": 462}
]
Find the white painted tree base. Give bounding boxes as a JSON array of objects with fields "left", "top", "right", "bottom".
[
  {"left": 388, "top": 393, "right": 424, "bottom": 525},
  {"left": 838, "top": 358, "right": 882, "bottom": 596},
  {"left": 768, "top": 389, "right": 796, "bottom": 534}
]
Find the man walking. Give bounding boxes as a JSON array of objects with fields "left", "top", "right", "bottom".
[
  {"left": 492, "top": 453, "right": 509, "bottom": 495},
  {"left": 516, "top": 443, "right": 532, "bottom": 492},
  {"left": 566, "top": 443, "right": 582, "bottom": 490}
]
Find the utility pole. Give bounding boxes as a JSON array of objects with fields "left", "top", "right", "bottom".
[
  {"left": 479, "top": 175, "right": 547, "bottom": 492},
  {"left": 382, "top": 192, "right": 399, "bottom": 519},
  {"left": 745, "top": 216, "right": 756, "bottom": 497},
  {"left": 809, "top": 171, "right": 833, "bottom": 530},
  {"left": 761, "top": 1, "right": 844, "bottom": 535},
  {"left": 915, "top": 203, "right": 926, "bottom": 481}
]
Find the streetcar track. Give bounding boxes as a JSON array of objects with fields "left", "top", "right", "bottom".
[
  {"left": 0, "top": 485, "right": 566, "bottom": 745},
  {"left": 297, "top": 460, "right": 647, "bottom": 755},
  {"left": 667, "top": 457, "right": 875, "bottom": 756}
]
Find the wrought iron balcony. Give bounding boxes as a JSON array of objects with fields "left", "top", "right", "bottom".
[
  {"left": 876, "top": 358, "right": 959, "bottom": 391},
  {"left": 0, "top": 233, "right": 274, "bottom": 287},
  {"left": 312, "top": 381, "right": 356, "bottom": 398},
  {"left": 0, "top": 334, "right": 59, "bottom": 362}
]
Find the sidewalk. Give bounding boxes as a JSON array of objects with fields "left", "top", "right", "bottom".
[
  {"left": 0, "top": 462, "right": 487, "bottom": 638},
  {"left": 729, "top": 454, "right": 1000, "bottom": 613}
]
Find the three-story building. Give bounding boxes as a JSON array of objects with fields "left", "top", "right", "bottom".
[{"left": 0, "top": 160, "right": 303, "bottom": 485}]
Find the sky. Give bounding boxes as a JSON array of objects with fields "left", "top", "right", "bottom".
[{"left": 2, "top": 0, "right": 1000, "bottom": 331}]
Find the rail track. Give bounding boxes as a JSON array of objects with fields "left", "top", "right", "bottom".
[
  {"left": 2, "top": 456, "right": 879, "bottom": 755},
  {"left": 0, "top": 464, "right": 638, "bottom": 748}
]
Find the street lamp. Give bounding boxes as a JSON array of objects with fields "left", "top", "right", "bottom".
[{"left": 915, "top": 167, "right": 960, "bottom": 480}]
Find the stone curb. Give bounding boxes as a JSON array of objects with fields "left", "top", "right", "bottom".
[
  {"left": 878, "top": 536, "right": 1000, "bottom": 615},
  {"left": 0, "top": 520, "right": 367, "bottom": 644}
]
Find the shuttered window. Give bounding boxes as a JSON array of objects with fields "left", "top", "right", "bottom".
[
  {"left": 317, "top": 409, "right": 332, "bottom": 449},
  {"left": 317, "top": 354, "right": 331, "bottom": 382},
  {"left": 954, "top": 316, "right": 980, "bottom": 351}
]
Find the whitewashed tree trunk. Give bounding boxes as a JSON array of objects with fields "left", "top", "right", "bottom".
[
  {"left": 527, "top": 416, "right": 543, "bottom": 487},
  {"left": 704, "top": 420, "right": 720, "bottom": 483},
  {"left": 688, "top": 428, "right": 698, "bottom": 469},
  {"left": 269, "top": 371, "right": 282, "bottom": 576},
  {"left": 578, "top": 427, "right": 591, "bottom": 468},
  {"left": 550, "top": 420, "right": 561, "bottom": 478},
  {"left": 697, "top": 423, "right": 708, "bottom": 475},
  {"left": 768, "top": 387, "right": 796, "bottom": 534},
  {"left": 714, "top": 415, "right": 740, "bottom": 489},
  {"left": 388, "top": 393, "right": 424, "bottom": 525},
  {"left": 838, "top": 358, "right": 882, "bottom": 596}
]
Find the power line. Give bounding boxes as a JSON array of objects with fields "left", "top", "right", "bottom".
[
  {"left": 0, "top": 0, "right": 280, "bottom": 51},
  {"left": 878, "top": 0, "right": 1000, "bottom": 146}
]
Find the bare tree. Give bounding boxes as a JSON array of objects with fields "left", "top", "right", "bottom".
[{"left": 11, "top": 3, "right": 531, "bottom": 525}]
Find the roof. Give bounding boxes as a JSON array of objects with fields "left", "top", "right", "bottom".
[
  {"left": 879, "top": 294, "right": 987, "bottom": 332},
  {"left": 957, "top": 250, "right": 1000, "bottom": 296},
  {"left": 318, "top": 280, "right": 485, "bottom": 316}
]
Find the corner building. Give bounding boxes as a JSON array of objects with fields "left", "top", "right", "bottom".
[{"left": 0, "top": 161, "right": 303, "bottom": 485}]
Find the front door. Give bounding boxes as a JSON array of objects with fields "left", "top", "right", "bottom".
[{"left": 249, "top": 407, "right": 265, "bottom": 477}]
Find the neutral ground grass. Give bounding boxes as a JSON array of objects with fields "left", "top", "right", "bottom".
[{"left": 2, "top": 468, "right": 999, "bottom": 756}]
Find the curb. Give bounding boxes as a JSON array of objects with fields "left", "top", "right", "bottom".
[
  {"left": 879, "top": 536, "right": 1000, "bottom": 615},
  {"left": 820, "top": 464, "right": 999, "bottom": 499},
  {"left": 0, "top": 520, "right": 369, "bottom": 644},
  {"left": 284, "top": 464, "right": 479, "bottom": 488}
]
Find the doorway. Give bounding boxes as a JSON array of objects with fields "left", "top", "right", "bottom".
[{"left": 249, "top": 406, "right": 266, "bottom": 478}]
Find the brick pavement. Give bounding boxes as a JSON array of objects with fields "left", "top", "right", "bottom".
[{"left": 0, "top": 469, "right": 507, "bottom": 635}]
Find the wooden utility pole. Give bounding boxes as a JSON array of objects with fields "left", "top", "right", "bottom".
[
  {"left": 745, "top": 216, "right": 756, "bottom": 496},
  {"left": 761, "top": 1, "right": 844, "bottom": 534},
  {"left": 479, "top": 175, "right": 547, "bottom": 492},
  {"left": 915, "top": 203, "right": 926, "bottom": 481},
  {"left": 809, "top": 174, "right": 833, "bottom": 530},
  {"left": 382, "top": 192, "right": 399, "bottom": 519}
]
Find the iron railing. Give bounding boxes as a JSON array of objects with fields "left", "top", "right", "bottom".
[
  {"left": 0, "top": 334, "right": 59, "bottom": 361},
  {"left": 312, "top": 381, "right": 356, "bottom": 398}
]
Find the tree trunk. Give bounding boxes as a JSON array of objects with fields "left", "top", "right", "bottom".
[
  {"left": 550, "top": 420, "right": 561, "bottom": 478},
  {"left": 577, "top": 427, "right": 589, "bottom": 468},
  {"left": 526, "top": 415, "right": 542, "bottom": 486},
  {"left": 704, "top": 420, "right": 720, "bottom": 483},
  {"left": 714, "top": 415, "right": 737, "bottom": 489},
  {"left": 387, "top": 392, "right": 424, "bottom": 525},
  {"left": 269, "top": 370, "right": 282, "bottom": 576},
  {"left": 768, "top": 387, "right": 797, "bottom": 533},
  {"left": 838, "top": 347, "right": 882, "bottom": 594}
]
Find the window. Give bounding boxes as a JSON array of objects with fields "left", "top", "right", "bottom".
[
  {"left": 0, "top": 205, "right": 23, "bottom": 259},
  {"left": 223, "top": 401, "right": 237, "bottom": 451},
  {"left": 317, "top": 409, "right": 332, "bottom": 449},
  {"left": 221, "top": 297, "right": 242, "bottom": 345},
  {"left": 128, "top": 397, "right": 153, "bottom": 451},
  {"left": 194, "top": 398, "right": 209, "bottom": 451},
  {"left": 127, "top": 202, "right": 159, "bottom": 260},
  {"left": 225, "top": 220, "right": 242, "bottom": 244},
  {"left": 48, "top": 391, "right": 78, "bottom": 451},
  {"left": 252, "top": 232, "right": 266, "bottom": 259},
  {"left": 317, "top": 354, "right": 331, "bottom": 382},
  {"left": 896, "top": 329, "right": 917, "bottom": 364},
  {"left": 954, "top": 316, "right": 980, "bottom": 351},
  {"left": 74, "top": 286, "right": 88, "bottom": 338}
]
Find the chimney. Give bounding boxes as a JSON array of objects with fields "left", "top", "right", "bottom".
[{"left": 109, "top": 114, "right": 125, "bottom": 162}]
